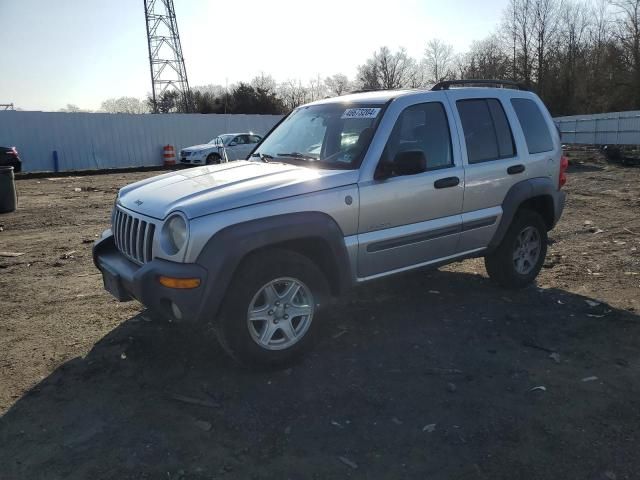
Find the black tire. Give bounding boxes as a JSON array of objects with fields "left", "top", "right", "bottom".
[
  {"left": 206, "top": 153, "right": 221, "bottom": 165},
  {"left": 484, "top": 209, "right": 548, "bottom": 289},
  {"left": 215, "top": 248, "right": 330, "bottom": 368}
]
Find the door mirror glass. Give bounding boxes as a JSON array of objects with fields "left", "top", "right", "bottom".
[{"left": 394, "top": 150, "right": 427, "bottom": 176}]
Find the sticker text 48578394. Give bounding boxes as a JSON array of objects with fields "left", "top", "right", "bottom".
[{"left": 341, "top": 108, "right": 381, "bottom": 119}]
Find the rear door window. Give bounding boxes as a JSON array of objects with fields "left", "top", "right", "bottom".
[
  {"left": 456, "top": 99, "right": 515, "bottom": 164},
  {"left": 510, "top": 98, "right": 553, "bottom": 154}
]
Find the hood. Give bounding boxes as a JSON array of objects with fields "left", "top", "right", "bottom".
[
  {"left": 118, "top": 160, "right": 359, "bottom": 220},
  {"left": 182, "top": 144, "right": 216, "bottom": 152}
]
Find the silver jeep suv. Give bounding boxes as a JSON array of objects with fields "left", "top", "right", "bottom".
[{"left": 94, "top": 80, "right": 567, "bottom": 366}]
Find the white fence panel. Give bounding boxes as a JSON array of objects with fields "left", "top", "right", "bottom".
[
  {"left": 555, "top": 111, "right": 640, "bottom": 146},
  {"left": 0, "top": 111, "right": 283, "bottom": 172}
]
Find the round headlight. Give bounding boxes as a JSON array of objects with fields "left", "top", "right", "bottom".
[{"left": 162, "top": 214, "right": 188, "bottom": 255}]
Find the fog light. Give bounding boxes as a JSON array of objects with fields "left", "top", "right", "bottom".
[
  {"left": 170, "top": 302, "right": 183, "bottom": 321},
  {"left": 158, "top": 276, "right": 201, "bottom": 289}
]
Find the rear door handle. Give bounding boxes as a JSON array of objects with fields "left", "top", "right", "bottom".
[
  {"left": 434, "top": 176, "right": 460, "bottom": 189},
  {"left": 507, "top": 164, "right": 525, "bottom": 175}
]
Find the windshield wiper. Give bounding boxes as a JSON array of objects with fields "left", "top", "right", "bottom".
[
  {"left": 251, "top": 152, "right": 275, "bottom": 162},
  {"left": 276, "top": 152, "right": 318, "bottom": 161}
]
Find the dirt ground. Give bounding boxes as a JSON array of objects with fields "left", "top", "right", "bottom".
[{"left": 0, "top": 152, "right": 639, "bottom": 479}]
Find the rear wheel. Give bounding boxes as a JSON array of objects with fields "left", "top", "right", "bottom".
[
  {"left": 484, "top": 209, "right": 548, "bottom": 289},
  {"left": 215, "top": 249, "right": 329, "bottom": 367},
  {"left": 206, "top": 153, "right": 221, "bottom": 165}
]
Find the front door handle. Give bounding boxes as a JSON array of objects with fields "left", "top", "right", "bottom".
[
  {"left": 507, "top": 164, "right": 525, "bottom": 175},
  {"left": 434, "top": 176, "right": 460, "bottom": 189}
]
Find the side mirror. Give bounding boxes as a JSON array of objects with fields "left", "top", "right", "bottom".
[
  {"left": 394, "top": 150, "right": 427, "bottom": 176},
  {"left": 228, "top": 141, "right": 237, "bottom": 147},
  {"left": 374, "top": 159, "right": 394, "bottom": 180}
]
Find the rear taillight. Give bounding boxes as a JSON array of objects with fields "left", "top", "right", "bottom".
[{"left": 559, "top": 155, "right": 569, "bottom": 189}]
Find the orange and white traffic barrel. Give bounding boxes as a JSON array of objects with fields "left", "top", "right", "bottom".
[{"left": 163, "top": 145, "right": 176, "bottom": 166}]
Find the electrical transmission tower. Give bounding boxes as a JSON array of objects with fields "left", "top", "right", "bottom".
[{"left": 144, "top": 0, "right": 191, "bottom": 113}]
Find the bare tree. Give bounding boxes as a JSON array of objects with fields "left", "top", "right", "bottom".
[
  {"left": 609, "top": 0, "right": 640, "bottom": 107},
  {"left": 58, "top": 104, "right": 90, "bottom": 113},
  {"left": 193, "top": 84, "right": 227, "bottom": 98},
  {"left": 357, "top": 47, "right": 417, "bottom": 89},
  {"left": 532, "top": 0, "right": 561, "bottom": 92},
  {"left": 503, "top": 0, "right": 535, "bottom": 84},
  {"left": 308, "top": 74, "right": 328, "bottom": 101},
  {"left": 100, "top": 97, "right": 147, "bottom": 114},
  {"left": 591, "top": 0, "right": 612, "bottom": 57},
  {"left": 424, "top": 39, "right": 455, "bottom": 83},
  {"left": 452, "top": 53, "right": 471, "bottom": 79},
  {"left": 277, "top": 80, "right": 309, "bottom": 110},
  {"left": 461, "top": 35, "right": 512, "bottom": 80},
  {"left": 325, "top": 73, "right": 352, "bottom": 96},
  {"left": 552, "top": 0, "right": 591, "bottom": 111},
  {"left": 251, "top": 73, "right": 278, "bottom": 92},
  {"left": 407, "top": 59, "right": 429, "bottom": 88}
]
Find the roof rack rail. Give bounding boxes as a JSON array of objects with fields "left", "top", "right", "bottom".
[
  {"left": 431, "top": 79, "right": 528, "bottom": 91},
  {"left": 348, "top": 88, "right": 380, "bottom": 94}
]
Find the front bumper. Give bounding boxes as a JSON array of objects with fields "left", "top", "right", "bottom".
[
  {"left": 180, "top": 156, "right": 203, "bottom": 165},
  {"left": 180, "top": 150, "right": 207, "bottom": 165},
  {"left": 93, "top": 231, "right": 208, "bottom": 322}
]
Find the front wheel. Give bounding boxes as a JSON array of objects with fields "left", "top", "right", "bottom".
[
  {"left": 215, "top": 249, "right": 329, "bottom": 367},
  {"left": 206, "top": 153, "right": 221, "bottom": 165},
  {"left": 484, "top": 209, "right": 548, "bottom": 289}
]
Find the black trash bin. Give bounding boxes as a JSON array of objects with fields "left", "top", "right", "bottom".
[{"left": 0, "top": 166, "right": 17, "bottom": 213}]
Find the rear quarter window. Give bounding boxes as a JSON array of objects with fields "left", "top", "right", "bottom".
[{"left": 511, "top": 98, "right": 553, "bottom": 154}]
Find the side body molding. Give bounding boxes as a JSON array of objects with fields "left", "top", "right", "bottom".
[
  {"left": 488, "top": 177, "right": 561, "bottom": 250},
  {"left": 195, "top": 212, "right": 353, "bottom": 321}
]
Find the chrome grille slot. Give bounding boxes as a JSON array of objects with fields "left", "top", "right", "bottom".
[{"left": 112, "top": 207, "right": 155, "bottom": 265}]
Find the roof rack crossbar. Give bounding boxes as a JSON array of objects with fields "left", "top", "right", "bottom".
[{"left": 431, "top": 79, "right": 528, "bottom": 91}]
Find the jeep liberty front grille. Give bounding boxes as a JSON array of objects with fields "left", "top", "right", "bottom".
[{"left": 112, "top": 207, "right": 155, "bottom": 264}]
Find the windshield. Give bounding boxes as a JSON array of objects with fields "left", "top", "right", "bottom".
[
  {"left": 208, "top": 134, "right": 233, "bottom": 145},
  {"left": 252, "top": 104, "right": 384, "bottom": 169}
]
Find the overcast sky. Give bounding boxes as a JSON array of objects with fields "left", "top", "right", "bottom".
[{"left": 0, "top": 0, "right": 507, "bottom": 111}]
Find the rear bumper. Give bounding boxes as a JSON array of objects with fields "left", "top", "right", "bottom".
[
  {"left": 93, "top": 231, "right": 208, "bottom": 322},
  {"left": 1, "top": 159, "right": 21, "bottom": 172}
]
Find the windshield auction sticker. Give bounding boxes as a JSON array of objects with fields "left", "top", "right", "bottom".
[{"left": 341, "top": 108, "right": 381, "bottom": 119}]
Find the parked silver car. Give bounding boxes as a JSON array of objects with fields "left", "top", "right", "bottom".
[
  {"left": 179, "top": 133, "right": 262, "bottom": 165},
  {"left": 94, "top": 80, "right": 567, "bottom": 366}
]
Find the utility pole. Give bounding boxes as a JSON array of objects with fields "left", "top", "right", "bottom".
[{"left": 144, "top": 0, "right": 191, "bottom": 113}]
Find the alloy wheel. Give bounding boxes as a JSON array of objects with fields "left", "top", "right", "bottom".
[
  {"left": 246, "top": 277, "right": 315, "bottom": 350},
  {"left": 512, "top": 226, "right": 541, "bottom": 275}
]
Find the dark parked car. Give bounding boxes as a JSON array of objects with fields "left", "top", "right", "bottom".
[{"left": 1, "top": 146, "right": 22, "bottom": 172}]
